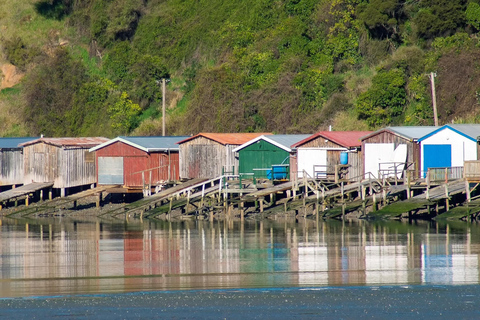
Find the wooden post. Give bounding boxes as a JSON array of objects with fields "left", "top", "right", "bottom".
[
  {"left": 406, "top": 170, "right": 411, "bottom": 199},
  {"left": 466, "top": 180, "right": 471, "bottom": 203},
  {"left": 186, "top": 189, "right": 191, "bottom": 213},
  {"left": 25, "top": 195, "right": 29, "bottom": 206},
  {"left": 61, "top": 188, "right": 66, "bottom": 198},
  {"left": 259, "top": 197, "right": 264, "bottom": 212},
  {"left": 426, "top": 174, "right": 430, "bottom": 200},
  {"left": 373, "top": 193, "right": 377, "bottom": 211},
  {"left": 49, "top": 188, "right": 53, "bottom": 200}
]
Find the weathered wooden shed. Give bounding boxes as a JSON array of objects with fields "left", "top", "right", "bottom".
[
  {"left": 233, "top": 135, "right": 311, "bottom": 180},
  {"left": 0, "top": 137, "right": 38, "bottom": 189},
  {"left": 361, "top": 126, "right": 437, "bottom": 179},
  {"left": 418, "top": 124, "right": 480, "bottom": 176},
  {"left": 177, "top": 133, "right": 267, "bottom": 179},
  {"left": 290, "top": 131, "right": 372, "bottom": 181},
  {"left": 21, "top": 137, "right": 109, "bottom": 196},
  {"left": 89, "top": 136, "right": 189, "bottom": 192}
]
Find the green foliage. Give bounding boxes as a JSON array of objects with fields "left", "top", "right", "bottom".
[
  {"left": 4, "top": 0, "right": 480, "bottom": 136},
  {"left": 1, "top": 37, "right": 41, "bottom": 70},
  {"left": 34, "top": 0, "right": 73, "bottom": 20},
  {"left": 466, "top": 2, "right": 480, "bottom": 30},
  {"left": 355, "top": 68, "right": 406, "bottom": 127},
  {"left": 108, "top": 91, "right": 141, "bottom": 134},
  {"left": 23, "top": 48, "right": 87, "bottom": 136},
  {"left": 357, "top": 0, "right": 403, "bottom": 40},
  {"left": 413, "top": 0, "right": 467, "bottom": 39},
  {"left": 404, "top": 74, "right": 433, "bottom": 125}
]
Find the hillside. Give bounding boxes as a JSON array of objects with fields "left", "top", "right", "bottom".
[{"left": 1, "top": 0, "right": 480, "bottom": 137}]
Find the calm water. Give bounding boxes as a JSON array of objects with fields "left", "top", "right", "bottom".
[{"left": 0, "top": 217, "right": 479, "bottom": 298}]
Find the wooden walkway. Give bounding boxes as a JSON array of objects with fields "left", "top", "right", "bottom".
[
  {"left": 101, "top": 178, "right": 209, "bottom": 218},
  {"left": 368, "top": 179, "right": 468, "bottom": 219},
  {"left": 5, "top": 184, "right": 121, "bottom": 217},
  {"left": 0, "top": 182, "right": 54, "bottom": 208}
]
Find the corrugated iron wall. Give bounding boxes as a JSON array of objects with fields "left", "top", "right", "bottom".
[
  {"left": 95, "top": 141, "right": 180, "bottom": 188},
  {"left": 238, "top": 140, "right": 290, "bottom": 179}
]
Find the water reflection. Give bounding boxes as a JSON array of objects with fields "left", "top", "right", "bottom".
[{"left": 0, "top": 218, "right": 479, "bottom": 297}]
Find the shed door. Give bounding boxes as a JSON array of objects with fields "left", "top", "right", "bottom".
[
  {"left": 297, "top": 149, "right": 327, "bottom": 178},
  {"left": 98, "top": 157, "right": 124, "bottom": 185},
  {"left": 423, "top": 144, "right": 451, "bottom": 176},
  {"left": 364, "top": 143, "right": 395, "bottom": 179}
]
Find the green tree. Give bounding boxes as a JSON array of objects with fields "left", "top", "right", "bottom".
[{"left": 356, "top": 68, "right": 406, "bottom": 127}]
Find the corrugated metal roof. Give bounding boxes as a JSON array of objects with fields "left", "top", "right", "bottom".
[
  {"left": 447, "top": 124, "right": 480, "bottom": 139},
  {"left": 292, "top": 131, "right": 373, "bottom": 148},
  {"left": 361, "top": 126, "right": 438, "bottom": 141},
  {"left": 233, "top": 134, "right": 312, "bottom": 152},
  {"left": 418, "top": 124, "right": 480, "bottom": 142},
  {"left": 176, "top": 133, "right": 270, "bottom": 145},
  {"left": 20, "top": 137, "right": 110, "bottom": 148},
  {"left": 90, "top": 136, "right": 190, "bottom": 152},
  {"left": 0, "top": 137, "right": 39, "bottom": 149}
]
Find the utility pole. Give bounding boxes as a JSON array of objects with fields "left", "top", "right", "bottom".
[
  {"left": 162, "top": 78, "right": 166, "bottom": 136},
  {"left": 429, "top": 72, "right": 439, "bottom": 126}
]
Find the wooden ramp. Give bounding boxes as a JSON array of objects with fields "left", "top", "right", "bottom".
[
  {"left": 368, "top": 179, "right": 467, "bottom": 219},
  {"left": 0, "top": 182, "right": 54, "bottom": 207},
  {"left": 101, "top": 178, "right": 209, "bottom": 217},
  {"left": 5, "top": 185, "right": 120, "bottom": 217},
  {"left": 434, "top": 198, "right": 480, "bottom": 221}
]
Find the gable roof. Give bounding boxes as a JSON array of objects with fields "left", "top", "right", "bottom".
[
  {"left": 418, "top": 124, "right": 480, "bottom": 142},
  {"left": 361, "top": 126, "right": 438, "bottom": 141},
  {"left": 292, "top": 131, "right": 373, "bottom": 148},
  {"left": 232, "top": 134, "right": 312, "bottom": 153},
  {"left": 0, "top": 137, "right": 39, "bottom": 149},
  {"left": 176, "top": 133, "right": 270, "bottom": 145},
  {"left": 20, "top": 137, "right": 110, "bottom": 148},
  {"left": 89, "top": 136, "right": 190, "bottom": 152}
]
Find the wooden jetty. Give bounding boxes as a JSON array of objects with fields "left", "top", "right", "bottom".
[
  {"left": 0, "top": 182, "right": 54, "bottom": 209},
  {"left": 4, "top": 185, "right": 120, "bottom": 218},
  {"left": 3, "top": 164, "right": 480, "bottom": 223}
]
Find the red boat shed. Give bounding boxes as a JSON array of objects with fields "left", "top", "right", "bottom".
[{"left": 89, "top": 136, "right": 189, "bottom": 192}]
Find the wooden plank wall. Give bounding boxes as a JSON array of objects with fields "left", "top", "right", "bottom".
[
  {"left": 179, "top": 137, "right": 229, "bottom": 179},
  {"left": 0, "top": 149, "right": 24, "bottom": 185},
  {"left": 24, "top": 143, "right": 97, "bottom": 188}
]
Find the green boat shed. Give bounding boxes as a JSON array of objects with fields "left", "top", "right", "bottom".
[{"left": 232, "top": 134, "right": 311, "bottom": 180}]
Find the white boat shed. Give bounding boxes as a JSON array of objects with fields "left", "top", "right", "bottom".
[{"left": 418, "top": 124, "right": 480, "bottom": 176}]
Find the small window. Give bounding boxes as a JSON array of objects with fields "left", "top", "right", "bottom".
[{"left": 85, "top": 150, "right": 95, "bottom": 163}]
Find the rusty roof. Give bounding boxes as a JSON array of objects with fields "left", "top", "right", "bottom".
[
  {"left": 20, "top": 137, "right": 110, "bottom": 148},
  {"left": 177, "top": 133, "right": 271, "bottom": 145},
  {"left": 292, "top": 131, "right": 373, "bottom": 148}
]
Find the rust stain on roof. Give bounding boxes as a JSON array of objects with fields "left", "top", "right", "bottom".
[
  {"left": 292, "top": 131, "right": 373, "bottom": 148},
  {"left": 20, "top": 137, "right": 110, "bottom": 148},
  {"left": 177, "top": 133, "right": 271, "bottom": 145}
]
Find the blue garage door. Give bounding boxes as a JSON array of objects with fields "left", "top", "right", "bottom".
[{"left": 423, "top": 144, "right": 451, "bottom": 177}]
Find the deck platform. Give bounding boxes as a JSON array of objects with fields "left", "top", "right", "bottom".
[{"left": 0, "top": 182, "right": 54, "bottom": 208}]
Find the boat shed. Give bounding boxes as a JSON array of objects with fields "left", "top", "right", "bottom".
[
  {"left": 418, "top": 124, "right": 480, "bottom": 177},
  {"left": 0, "top": 137, "right": 38, "bottom": 189},
  {"left": 361, "top": 126, "right": 437, "bottom": 179},
  {"left": 89, "top": 136, "right": 189, "bottom": 192},
  {"left": 21, "top": 137, "right": 109, "bottom": 196},
  {"left": 290, "top": 131, "right": 372, "bottom": 181},
  {"left": 233, "top": 134, "right": 311, "bottom": 180},
  {"left": 177, "top": 133, "right": 268, "bottom": 179}
]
